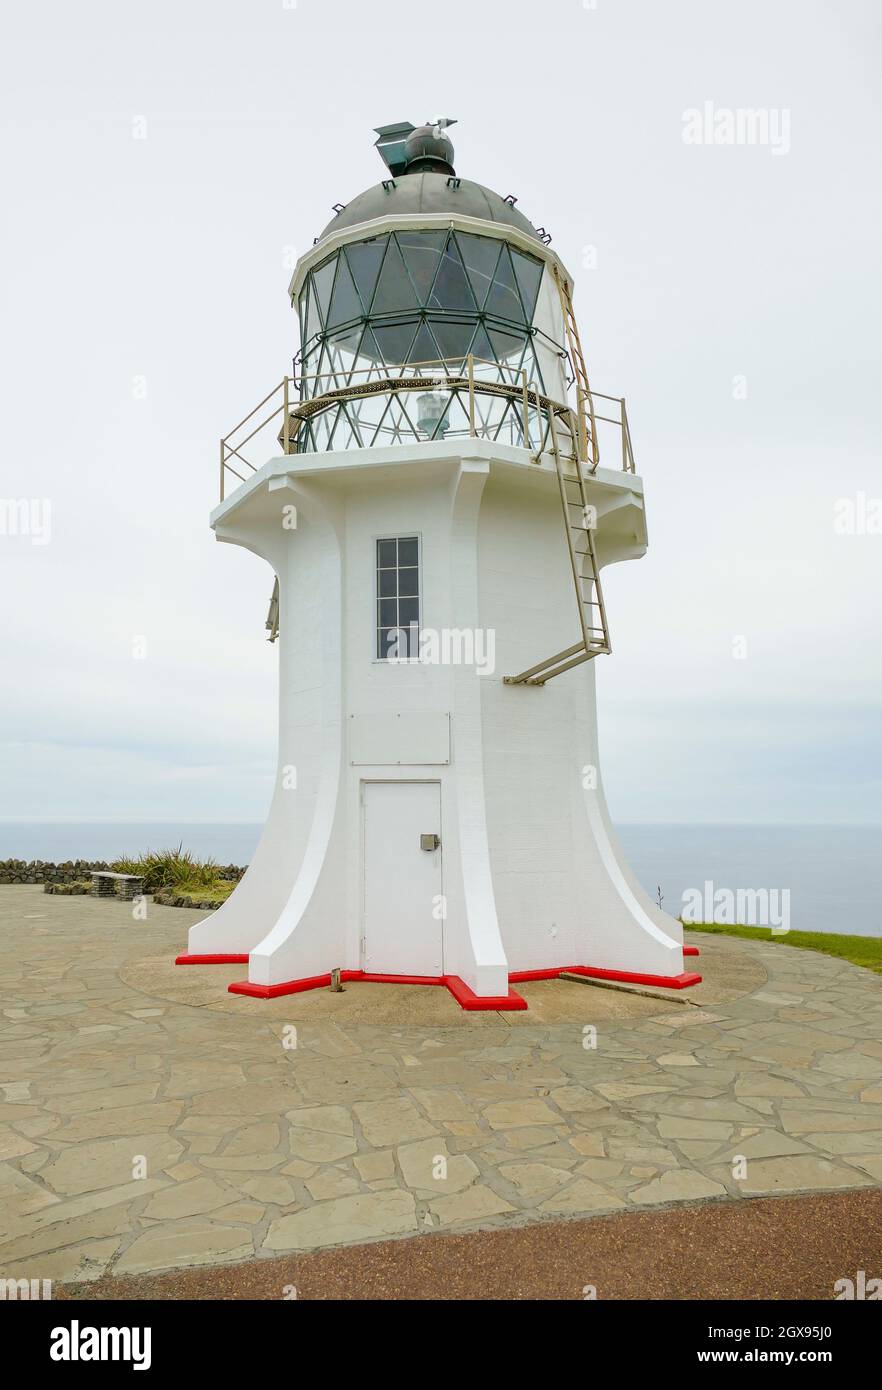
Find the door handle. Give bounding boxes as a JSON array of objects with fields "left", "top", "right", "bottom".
[{"left": 420, "top": 833, "right": 441, "bottom": 850}]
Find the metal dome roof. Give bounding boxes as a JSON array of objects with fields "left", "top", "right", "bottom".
[{"left": 316, "top": 171, "right": 543, "bottom": 247}]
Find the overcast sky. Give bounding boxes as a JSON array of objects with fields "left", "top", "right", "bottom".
[{"left": 1, "top": 0, "right": 880, "bottom": 828}]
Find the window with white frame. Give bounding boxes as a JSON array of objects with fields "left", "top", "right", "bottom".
[{"left": 376, "top": 536, "right": 420, "bottom": 659}]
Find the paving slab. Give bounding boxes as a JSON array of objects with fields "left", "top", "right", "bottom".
[{"left": 0, "top": 886, "right": 880, "bottom": 1285}]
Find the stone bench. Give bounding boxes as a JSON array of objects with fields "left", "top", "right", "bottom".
[{"left": 91, "top": 871, "right": 144, "bottom": 902}]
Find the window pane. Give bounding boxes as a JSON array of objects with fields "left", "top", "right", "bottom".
[
  {"left": 378, "top": 598, "right": 398, "bottom": 627},
  {"left": 377, "top": 539, "right": 397, "bottom": 567},
  {"left": 429, "top": 317, "right": 475, "bottom": 361},
  {"left": 398, "top": 566, "right": 419, "bottom": 596},
  {"left": 304, "top": 284, "right": 322, "bottom": 344},
  {"left": 311, "top": 257, "right": 337, "bottom": 325},
  {"left": 398, "top": 597, "right": 419, "bottom": 627},
  {"left": 373, "top": 319, "right": 418, "bottom": 367},
  {"left": 511, "top": 250, "right": 544, "bottom": 321},
  {"left": 488, "top": 326, "right": 527, "bottom": 364},
  {"left": 428, "top": 241, "right": 477, "bottom": 312},
  {"left": 469, "top": 325, "right": 495, "bottom": 366},
  {"left": 378, "top": 627, "right": 396, "bottom": 658},
  {"left": 397, "top": 231, "right": 446, "bottom": 302},
  {"left": 455, "top": 232, "right": 502, "bottom": 310},
  {"left": 407, "top": 322, "right": 441, "bottom": 367},
  {"left": 345, "top": 237, "right": 388, "bottom": 312},
  {"left": 378, "top": 568, "right": 397, "bottom": 597},
  {"left": 397, "top": 537, "right": 418, "bottom": 566},
  {"left": 372, "top": 238, "right": 420, "bottom": 314},
  {"left": 485, "top": 246, "right": 525, "bottom": 323},
  {"left": 326, "top": 255, "right": 363, "bottom": 330}
]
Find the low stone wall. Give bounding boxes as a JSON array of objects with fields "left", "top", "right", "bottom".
[
  {"left": 0, "top": 860, "right": 109, "bottom": 885},
  {"left": 0, "top": 860, "right": 247, "bottom": 886}
]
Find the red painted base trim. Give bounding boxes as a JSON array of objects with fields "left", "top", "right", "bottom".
[
  {"left": 175, "top": 953, "right": 249, "bottom": 965},
  {"left": 217, "top": 961, "right": 700, "bottom": 1006},
  {"left": 228, "top": 972, "right": 335, "bottom": 999},
  {"left": 564, "top": 965, "right": 702, "bottom": 989},
  {"left": 226, "top": 968, "right": 527, "bottom": 1010},
  {"left": 683, "top": 945, "right": 700, "bottom": 957},
  {"left": 511, "top": 964, "right": 702, "bottom": 989},
  {"left": 444, "top": 976, "right": 527, "bottom": 1011},
  {"left": 357, "top": 972, "right": 445, "bottom": 987}
]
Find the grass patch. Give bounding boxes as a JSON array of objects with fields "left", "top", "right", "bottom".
[
  {"left": 174, "top": 879, "right": 235, "bottom": 905},
  {"left": 151, "top": 877, "right": 236, "bottom": 911},
  {"left": 686, "top": 922, "right": 882, "bottom": 976}
]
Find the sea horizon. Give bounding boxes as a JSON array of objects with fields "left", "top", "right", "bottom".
[{"left": 2, "top": 820, "right": 879, "bottom": 940}]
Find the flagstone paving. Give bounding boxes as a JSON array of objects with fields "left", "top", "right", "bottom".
[{"left": 0, "top": 886, "right": 880, "bottom": 1285}]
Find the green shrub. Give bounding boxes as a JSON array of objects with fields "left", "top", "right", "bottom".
[{"left": 110, "top": 845, "right": 219, "bottom": 893}]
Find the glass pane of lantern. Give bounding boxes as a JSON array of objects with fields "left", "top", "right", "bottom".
[
  {"left": 429, "top": 317, "right": 474, "bottom": 363},
  {"left": 468, "top": 324, "right": 496, "bottom": 370},
  {"left": 304, "top": 284, "right": 321, "bottom": 345},
  {"left": 488, "top": 327, "right": 528, "bottom": 382},
  {"left": 345, "top": 237, "right": 388, "bottom": 312},
  {"left": 397, "top": 231, "right": 447, "bottom": 303},
  {"left": 372, "top": 238, "right": 420, "bottom": 314},
  {"left": 311, "top": 257, "right": 336, "bottom": 325},
  {"left": 523, "top": 341, "right": 547, "bottom": 392},
  {"left": 485, "top": 246, "right": 525, "bottom": 324},
  {"left": 326, "top": 255, "right": 363, "bottom": 329},
  {"left": 358, "top": 326, "right": 386, "bottom": 372},
  {"left": 326, "top": 325, "right": 364, "bottom": 386},
  {"left": 511, "top": 250, "right": 544, "bottom": 321},
  {"left": 427, "top": 239, "right": 476, "bottom": 312},
  {"left": 328, "top": 406, "right": 355, "bottom": 450},
  {"left": 406, "top": 321, "right": 441, "bottom": 368},
  {"left": 373, "top": 320, "right": 419, "bottom": 367},
  {"left": 455, "top": 232, "right": 501, "bottom": 311}
]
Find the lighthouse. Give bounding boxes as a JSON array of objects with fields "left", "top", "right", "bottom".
[{"left": 179, "top": 120, "right": 699, "bottom": 1007}]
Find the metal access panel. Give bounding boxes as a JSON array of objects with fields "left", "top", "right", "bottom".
[{"left": 349, "top": 712, "right": 451, "bottom": 766}]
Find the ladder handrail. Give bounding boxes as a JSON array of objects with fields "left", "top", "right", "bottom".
[
  {"left": 503, "top": 397, "right": 611, "bottom": 685},
  {"left": 552, "top": 264, "right": 601, "bottom": 473}
]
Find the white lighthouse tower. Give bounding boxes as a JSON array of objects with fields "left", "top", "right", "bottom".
[{"left": 179, "top": 120, "right": 699, "bottom": 1007}]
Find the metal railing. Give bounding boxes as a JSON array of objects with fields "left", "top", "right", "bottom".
[{"left": 220, "top": 356, "right": 635, "bottom": 502}]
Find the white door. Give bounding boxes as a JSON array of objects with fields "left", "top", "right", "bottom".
[{"left": 363, "top": 781, "right": 443, "bottom": 976}]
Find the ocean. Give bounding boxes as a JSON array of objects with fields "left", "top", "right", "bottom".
[{"left": 1, "top": 822, "right": 879, "bottom": 939}]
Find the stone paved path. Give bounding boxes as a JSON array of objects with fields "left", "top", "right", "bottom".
[
  {"left": 1, "top": 887, "right": 880, "bottom": 1285},
  {"left": 61, "top": 1190, "right": 882, "bottom": 1301}
]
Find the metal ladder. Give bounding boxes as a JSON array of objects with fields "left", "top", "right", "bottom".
[
  {"left": 552, "top": 263, "right": 600, "bottom": 473},
  {"left": 503, "top": 406, "right": 611, "bottom": 685}
]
